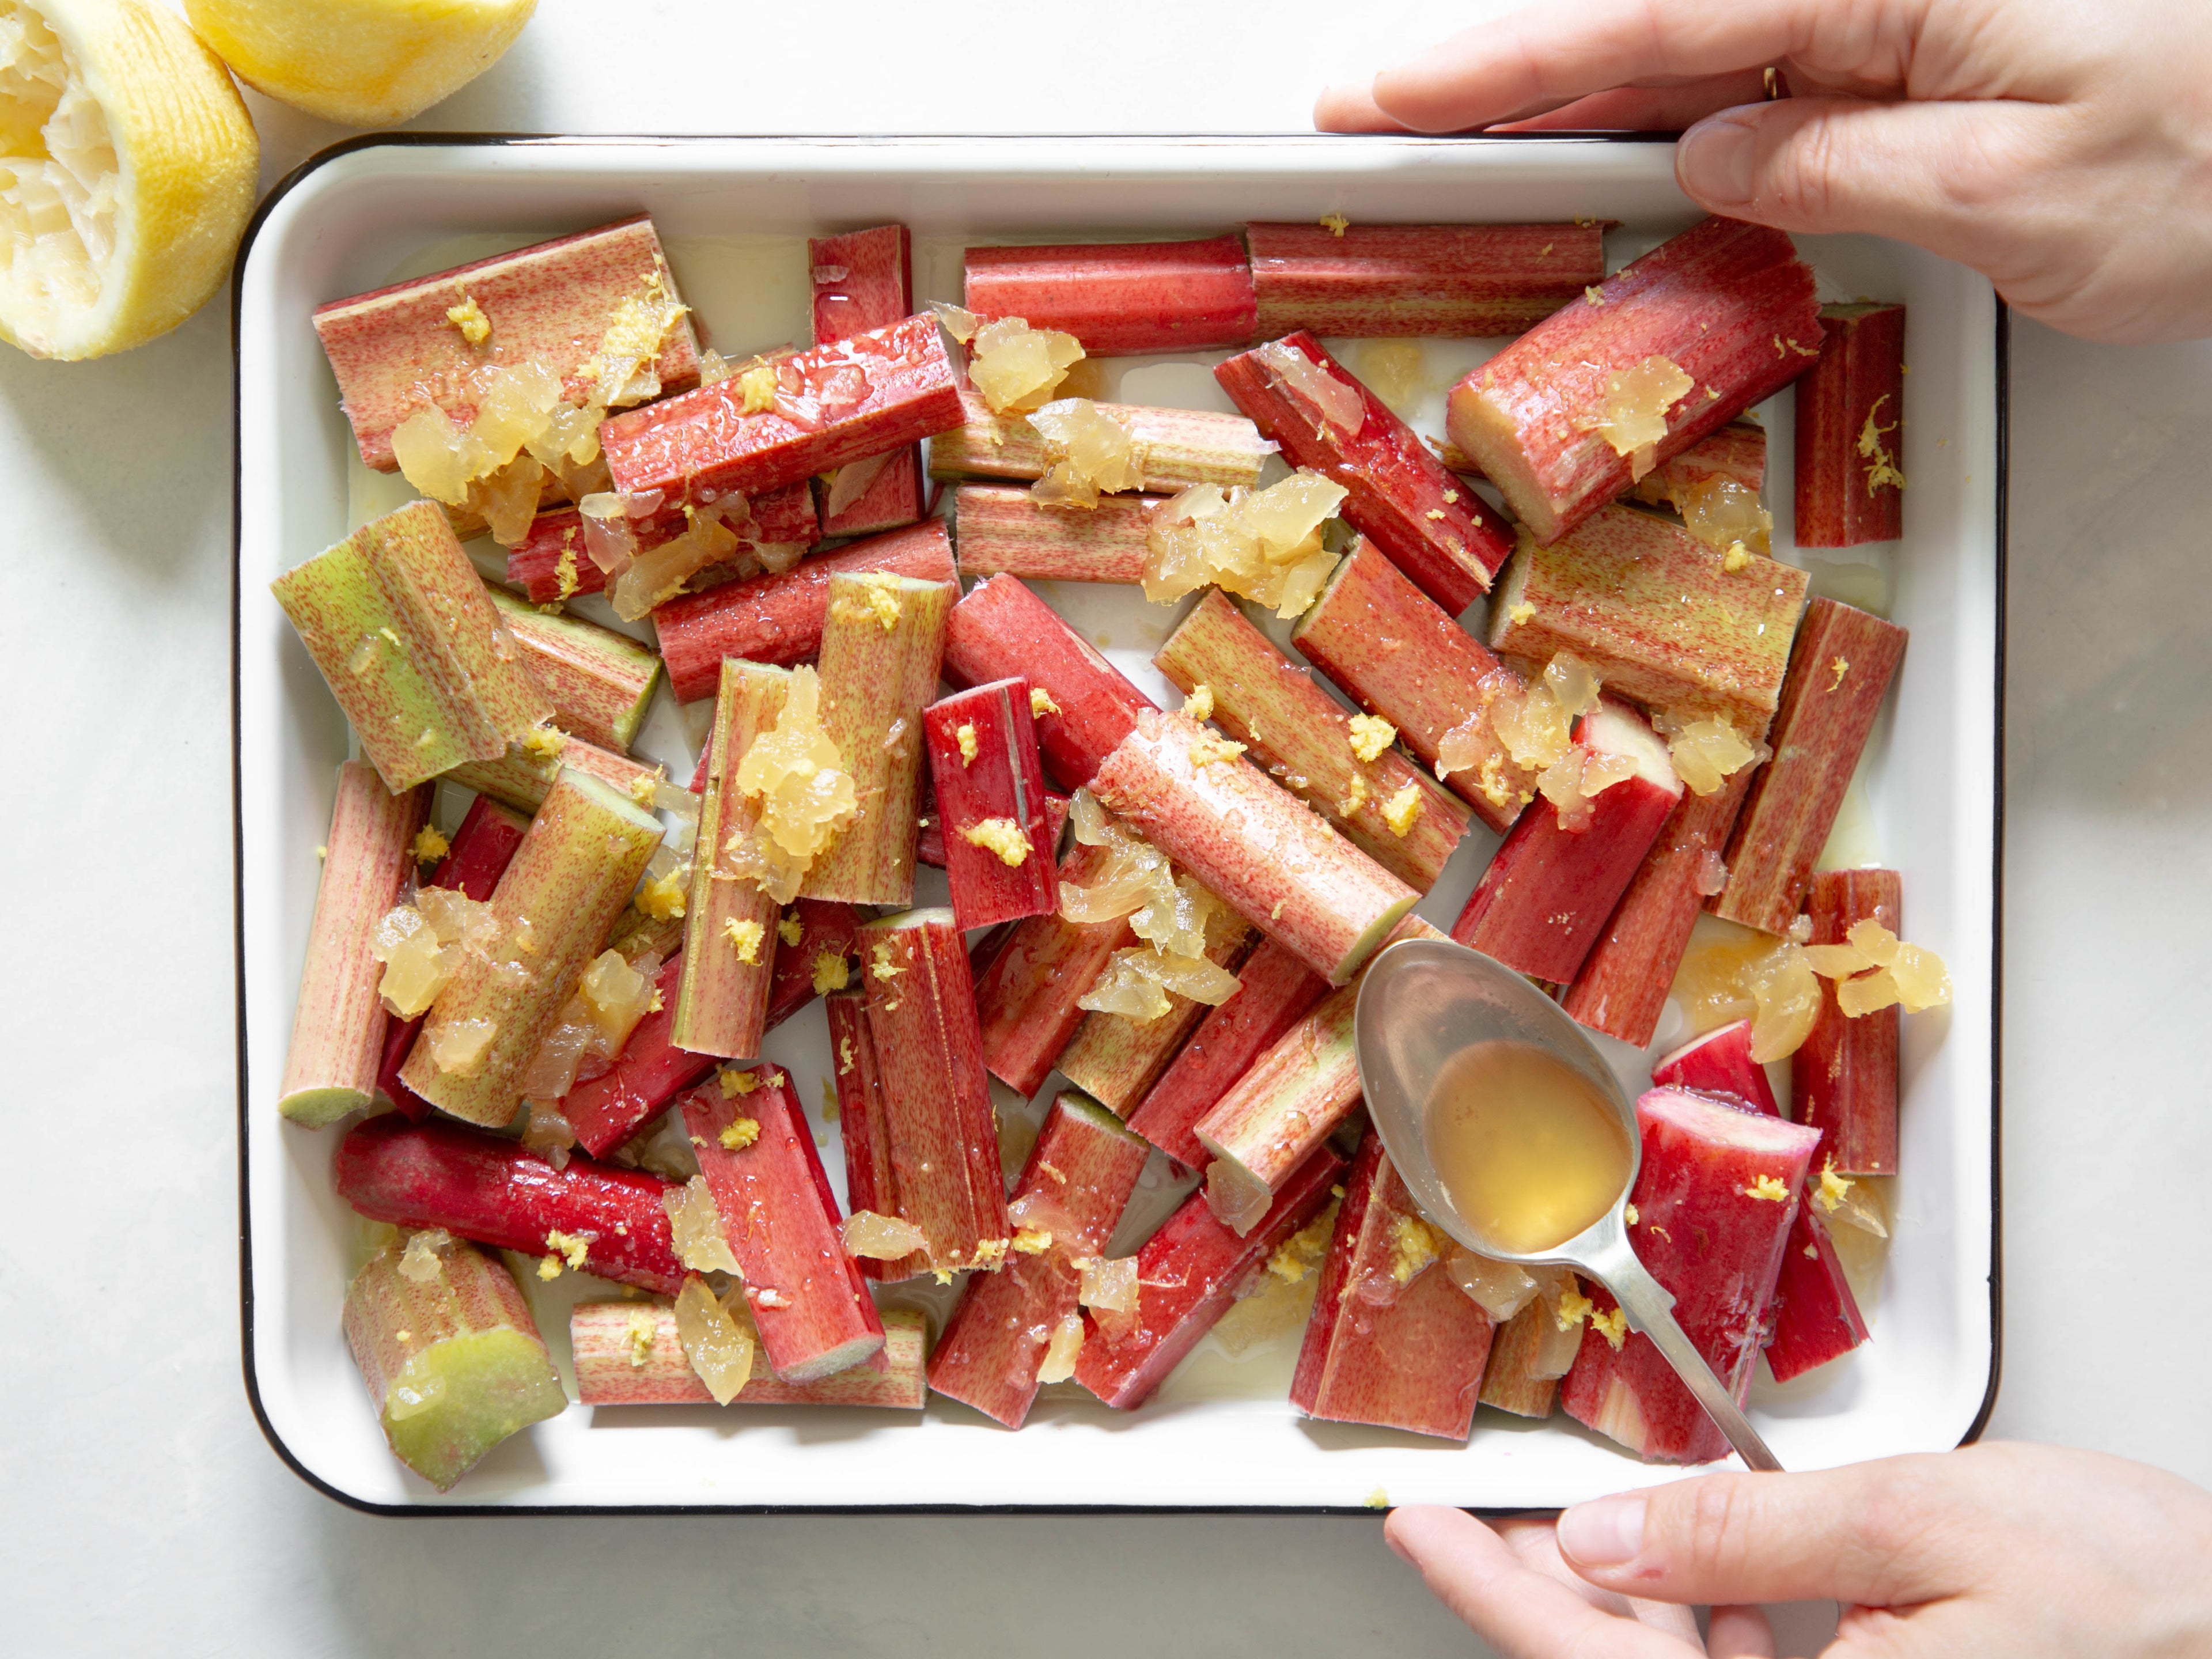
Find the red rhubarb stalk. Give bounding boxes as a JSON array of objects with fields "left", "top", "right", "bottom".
[
  {"left": 397, "top": 769, "right": 664, "bottom": 1126},
  {"left": 313, "top": 217, "right": 700, "bottom": 473},
  {"left": 1125, "top": 936, "right": 1328, "bottom": 1167},
  {"left": 1793, "top": 869, "right": 1904, "bottom": 1175},
  {"left": 1290, "top": 1131, "right": 1494, "bottom": 1440},
  {"left": 487, "top": 588, "right": 660, "bottom": 753},
  {"left": 1245, "top": 220, "right": 1604, "bottom": 340},
  {"left": 855, "top": 910, "right": 1011, "bottom": 1272},
  {"left": 1074, "top": 1146, "right": 1345, "bottom": 1410},
  {"left": 601, "top": 312, "right": 963, "bottom": 503},
  {"left": 1794, "top": 303, "right": 1907, "bottom": 548},
  {"left": 1715, "top": 599, "right": 1908, "bottom": 934},
  {"left": 919, "top": 789, "right": 1068, "bottom": 869},
  {"left": 943, "top": 574, "right": 1158, "bottom": 791},
  {"left": 1154, "top": 588, "right": 1470, "bottom": 891},
  {"left": 1559, "top": 1088, "right": 1820, "bottom": 1463},
  {"left": 1215, "top": 330, "right": 1513, "bottom": 610},
  {"left": 922, "top": 677, "right": 1059, "bottom": 931},
  {"left": 335, "top": 1115, "right": 687, "bottom": 1293},
  {"left": 679, "top": 1067, "right": 885, "bottom": 1381},
  {"left": 570, "top": 1304, "right": 927, "bottom": 1408},
  {"left": 1452, "top": 698, "right": 1683, "bottom": 986},
  {"left": 1056, "top": 914, "right": 1257, "bottom": 1115},
  {"left": 378, "top": 793, "right": 531, "bottom": 1121},
  {"left": 963, "top": 234, "right": 1257, "bottom": 355},
  {"left": 973, "top": 839, "right": 1138, "bottom": 1099},
  {"left": 1446, "top": 216, "right": 1821, "bottom": 544},
  {"left": 928, "top": 384, "right": 1273, "bottom": 493},
  {"left": 1289, "top": 539, "right": 1533, "bottom": 834},
  {"left": 673, "top": 660, "right": 790, "bottom": 1060},
  {"left": 655, "top": 518, "right": 956, "bottom": 706},
  {"left": 1561, "top": 770, "right": 1756, "bottom": 1049},
  {"left": 1478, "top": 1295, "right": 1570, "bottom": 1419},
  {"left": 812, "top": 225, "right": 926, "bottom": 537},
  {"left": 504, "top": 479, "right": 820, "bottom": 605},
  {"left": 927, "top": 1092, "right": 1153, "bottom": 1428},
  {"left": 803, "top": 574, "right": 954, "bottom": 907},
  {"left": 280, "top": 761, "right": 430, "bottom": 1127},
  {"left": 1192, "top": 916, "right": 1445, "bottom": 1233},
  {"left": 826, "top": 993, "right": 928, "bottom": 1283},
  {"left": 953, "top": 484, "right": 1158, "bottom": 585},
  {"left": 1488, "top": 504, "right": 1812, "bottom": 732},
  {"left": 1088, "top": 709, "right": 1419, "bottom": 985},
  {"left": 764, "top": 899, "right": 861, "bottom": 1032}
]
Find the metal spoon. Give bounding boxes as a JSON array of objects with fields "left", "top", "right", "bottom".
[{"left": 1354, "top": 935, "right": 1783, "bottom": 1473}]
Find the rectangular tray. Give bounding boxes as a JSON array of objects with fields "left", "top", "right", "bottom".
[{"left": 235, "top": 135, "right": 2002, "bottom": 1512}]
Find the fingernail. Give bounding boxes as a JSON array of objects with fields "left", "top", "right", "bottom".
[
  {"left": 1678, "top": 116, "right": 1758, "bottom": 208},
  {"left": 1557, "top": 1494, "right": 1646, "bottom": 1567}
]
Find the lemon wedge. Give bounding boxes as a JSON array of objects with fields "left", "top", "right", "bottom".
[
  {"left": 185, "top": 0, "right": 538, "bottom": 129},
  {"left": 0, "top": 0, "right": 257, "bottom": 360}
]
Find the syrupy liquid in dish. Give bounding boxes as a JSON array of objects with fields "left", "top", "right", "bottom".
[{"left": 1424, "top": 1040, "right": 1631, "bottom": 1255}]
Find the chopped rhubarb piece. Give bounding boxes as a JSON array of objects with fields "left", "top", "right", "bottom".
[
  {"left": 673, "top": 661, "right": 792, "bottom": 1060},
  {"left": 442, "top": 729, "right": 658, "bottom": 817},
  {"left": 600, "top": 312, "right": 961, "bottom": 503},
  {"left": 1650, "top": 1017, "right": 1778, "bottom": 1111},
  {"left": 929, "top": 383, "right": 1274, "bottom": 493},
  {"left": 343, "top": 1237, "right": 566, "bottom": 1490},
  {"left": 564, "top": 955, "right": 710, "bottom": 1156},
  {"left": 919, "top": 789, "right": 1069, "bottom": 868},
  {"left": 963, "top": 234, "right": 1258, "bottom": 355},
  {"left": 974, "top": 839, "right": 1138, "bottom": 1098},
  {"left": 1126, "top": 936, "right": 1328, "bottom": 1166},
  {"left": 1290, "top": 1131, "right": 1494, "bottom": 1439},
  {"left": 1446, "top": 216, "right": 1822, "bottom": 543},
  {"left": 1245, "top": 220, "right": 1602, "bottom": 339},
  {"left": 943, "top": 574, "right": 1158, "bottom": 791},
  {"left": 1794, "top": 869, "right": 1904, "bottom": 1175},
  {"left": 1155, "top": 589, "right": 1470, "bottom": 891},
  {"left": 922, "top": 677, "right": 1059, "bottom": 930},
  {"left": 1058, "top": 916, "right": 1257, "bottom": 1115},
  {"left": 765, "top": 899, "right": 860, "bottom": 1031},
  {"left": 678, "top": 1068, "right": 884, "bottom": 1381},
  {"left": 1215, "top": 331, "right": 1513, "bottom": 611},
  {"left": 855, "top": 910, "right": 1010, "bottom": 1272},
  {"left": 270, "top": 501, "right": 555, "bottom": 792},
  {"left": 1477, "top": 1294, "right": 1573, "bottom": 1419},
  {"left": 811, "top": 225, "right": 927, "bottom": 537},
  {"left": 1290, "top": 539, "right": 1533, "bottom": 834},
  {"left": 571, "top": 1303, "right": 927, "bottom": 1407},
  {"left": 927, "top": 1092, "right": 1152, "bottom": 1427},
  {"left": 1715, "top": 599, "right": 1909, "bottom": 934},
  {"left": 280, "top": 762, "right": 430, "bottom": 1127},
  {"left": 1074, "top": 1146, "right": 1344, "bottom": 1410},
  {"left": 1562, "top": 771, "right": 1756, "bottom": 1049},
  {"left": 313, "top": 217, "right": 700, "bottom": 472},
  {"left": 504, "top": 479, "right": 821, "bottom": 605},
  {"left": 1088, "top": 709, "right": 1418, "bottom": 984},
  {"left": 398, "top": 770, "right": 663, "bottom": 1126},
  {"left": 953, "top": 484, "right": 1157, "bottom": 585},
  {"left": 377, "top": 793, "right": 530, "bottom": 1122},
  {"left": 1194, "top": 916, "right": 1445, "bottom": 1232},
  {"left": 487, "top": 589, "right": 660, "bottom": 753},
  {"left": 1794, "top": 304, "right": 1907, "bottom": 548},
  {"left": 825, "top": 993, "right": 927, "bottom": 1283},
  {"left": 1452, "top": 698, "right": 1683, "bottom": 985},
  {"left": 802, "top": 574, "right": 954, "bottom": 907},
  {"left": 1632, "top": 419, "right": 1771, "bottom": 551},
  {"left": 336, "top": 1115, "right": 686, "bottom": 1293},
  {"left": 1488, "top": 504, "right": 1811, "bottom": 732},
  {"left": 1559, "top": 1088, "right": 1819, "bottom": 1463},
  {"left": 656, "top": 518, "right": 955, "bottom": 705}
]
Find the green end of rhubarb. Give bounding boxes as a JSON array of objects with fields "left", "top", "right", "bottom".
[
  {"left": 444, "top": 732, "right": 659, "bottom": 816},
  {"left": 489, "top": 588, "right": 664, "bottom": 752},
  {"left": 277, "top": 1082, "right": 374, "bottom": 1130},
  {"left": 1332, "top": 892, "right": 1420, "bottom": 984},
  {"left": 1052, "top": 1088, "right": 1152, "bottom": 1147},
  {"left": 271, "top": 502, "right": 553, "bottom": 792}
]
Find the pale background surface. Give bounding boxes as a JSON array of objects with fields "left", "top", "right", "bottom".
[{"left": 3, "top": 2, "right": 2206, "bottom": 1654}]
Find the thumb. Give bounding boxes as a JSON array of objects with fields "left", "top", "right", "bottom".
[
  {"left": 1555, "top": 1456, "right": 1973, "bottom": 1608},
  {"left": 1675, "top": 94, "right": 2044, "bottom": 268}
]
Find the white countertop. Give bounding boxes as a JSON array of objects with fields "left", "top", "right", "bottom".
[{"left": 5, "top": 2, "right": 2207, "bottom": 1653}]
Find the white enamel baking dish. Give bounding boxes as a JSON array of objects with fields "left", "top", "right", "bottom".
[{"left": 234, "top": 135, "right": 2002, "bottom": 1512}]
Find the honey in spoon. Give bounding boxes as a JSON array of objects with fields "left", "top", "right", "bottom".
[{"left": 1423, "top": 1040, "right": 1632, "bottom": 1255}]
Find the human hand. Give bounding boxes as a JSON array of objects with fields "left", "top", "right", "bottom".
[
  {"left": 1315, "top": 0, "right": 2212, "bottom": 343},
  {"left": 1384, "top": 1442, "right": 2212, "bottom": 1657}
]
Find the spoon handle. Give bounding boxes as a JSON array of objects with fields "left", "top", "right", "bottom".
[{"left": 1584, "top": 1235, "right": 1785, "bottom": 1474}]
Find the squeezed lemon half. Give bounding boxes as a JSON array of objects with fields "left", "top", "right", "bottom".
[
  {"left": 0, "top": 0, "right": 257, "bottom": 360},
  {"left": 185, "top": 0, "right": 539, "bottom": 129}
]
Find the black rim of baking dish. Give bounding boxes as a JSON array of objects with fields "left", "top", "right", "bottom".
[{"left": 229, "top": 130, "right": 2008, "bottom": 1517}]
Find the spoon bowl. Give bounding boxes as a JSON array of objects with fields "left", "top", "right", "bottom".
[{"left": 1354, "top": 936, "right": 1783, "bottom": 1473}]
